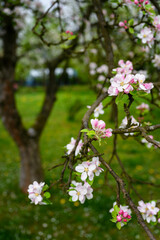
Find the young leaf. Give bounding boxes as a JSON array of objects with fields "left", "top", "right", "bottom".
[
  {"left": 43, "top": 192, "right": 51, "bottom": 199},
  {"left": 116, "top": 222, "right": 122, "bottom": 230},
  {"left": 129, "top": 27, "right": 134, "bottom": 34},
  {"left": 43, "top": 184, "right": 49, "bottom": 191},
  {"left": 128, "top": 19, "right": 134, "bottom": 26}
]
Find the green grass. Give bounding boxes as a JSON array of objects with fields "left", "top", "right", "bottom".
[{"left": 0, "top": 85, "right": 160, "bottom": 240}]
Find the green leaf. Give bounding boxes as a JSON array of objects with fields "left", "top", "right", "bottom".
[
  {"left": 128, "top": 19, "right": 134, "bottom": 26},
  {"left": 81, "top": 129, "right": 89, "bottom": 133},
  {"left": 43, "top": 199, "right": 52, "bottom": 205},
  {"left": 137, "top": 91, "right": 148, "bottom": 97},
  {"left": 43, "top": 192, "right": 51, "bottom": 199},
  {"left": 68, "top": 35, "right": 76, "bottom": 40},
  {"left": 42, "top": 184, "right": 49, "bottom": 191},
  {"left": 111, "top": 211, "right": 117, "bottom": 219},
  {"left": 114, "top": 204, "right": 120, "bottom": 214},
  {"left": 110, "top": 218, "right": 117, "bottom": 223},
  {"left": 87, "top": 130, "right": 96, "bottom": 138},
  {"left": 115, "top": 92, "right": 124, "bottom": 105},
  {"left": 129, "top": 27, "right": 134, "bottom": 34},
  {"left": 69, "top": 197, "right": 73, "bottom": 202},
  {"left": 116, "top": 222, "right": 121, "bottom": 230},
  {"left": 112, "top": 71, "right": 117, "bottom": 74},
  {"left": 86, "top": 178, "right": 94, "bottom": 186}
]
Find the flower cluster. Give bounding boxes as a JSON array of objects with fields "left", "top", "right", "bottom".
[
  {"left": 75, "top": 157, "right": 104, "bottom": 181},
  {"left": 108, "top": 60, "right": 154, "bottom": 96},
  {"left": 87, "top": 102, "right": 104, "bottom": 118},
  {"left": 65, "top": 137, "right": 83, "bottom": 156},
  {"left": 65, "top": 30, "right": 73, "bottom": 35},
  {"left": 138, "top": 200, "right": 159, "bottom": 223},
  {"left": 110, "top": 202, "right": 132, "bottom": 229},
  {"left": 89, "top": 62, "right": 108, "bottom": 80},
  {"left": 68, "top": 181, "right": 93, "bottom": 204},
  {"left": 91, "top": 119, "right": 112, "bottom": 139},
  {"left": 141, "top": 135, "right": 156, "bottom": 148},
  {"left": 153, "top": 15, "right": 160, "bottom": 32},
  {"left": 28, "top": 181, "right": 45, "bottom": 205},
  {"left": 119, "top": 116, "right": 139, "bottom": 136},
  {"left": 134, "top": 0, "right": 149, "bottom": 7},
  {"left": 119, "top": 20, "right": 128, "bottom": 29}
]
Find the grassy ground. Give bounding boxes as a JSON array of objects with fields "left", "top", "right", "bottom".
[{"left": 0, "top": 85, "right": 160, "bottom": 240}]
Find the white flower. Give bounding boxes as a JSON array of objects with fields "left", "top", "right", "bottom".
[
  {"left": 65, "top": 138, "right": 83, "bottom": 156},
  {"left": 152, "top": 54, "right": 160, "bottom": 69},
  {"left": 97, "top": 64, "right": 108, "bottom": 74},
  {"left": 28, "top": 181, "right": 45, "bottom": 205},
  {"left": 75, "top": 161, "right": 96, "bottom": 181},
  {"left": 69, "top": 181, "right": 93, "bottom": 204},
  {"left": 69, "top": 182, "right": 87, "bottom": 203},
  {"left": 94, "top": 103, "right": 104, "bottom": 117},
  {"left": 91, "top": 157, "right": 104, "bottom": 176},
  {"left": 137, "top": 27, "right": 154, "bottom": 47},
  {"left": 137, "top": 200, "right": 159, "bottom": 223},
  {"left": 89, "top": 62, "right": 97, "bottom": 69},
  {"left": 119, "top": 116, "right": 139, "bottom": 136},
  {"left": 98, "top": 75, "right": 106, "bottom": 82}
]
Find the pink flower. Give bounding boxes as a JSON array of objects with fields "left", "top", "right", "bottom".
[
  {"left": 119, "top": 21, "right": 125, "bottom": 27},
  {"left": 91, "top": 119, "right": 112, "bottom": 139}
]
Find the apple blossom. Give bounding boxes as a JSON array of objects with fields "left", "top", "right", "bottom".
[
  {"left": 68, "top": 181, "right": 93, "bottom": 204},
  {"left": 87, "top": 102, "right": 104, "bottom": 118},
  {"left": 137, "top": 27, "right": 154, "bottom": 47},
  {"left": 138, "top": 200, "right": 159, "bottom": 223},
  {"left": 119, "top": 116, "right": 139, "bottom": 136},
  {"left": 152, "top": 54, "right": 160, "bottom": 69},
  {"left": 91, "top": 119, "right": 112, "bottom": 139},
  {"left": 28, "top": 181, "right": 45, "bottom": 205},
  {"left": 75, "top": 161, "right": 96, "bottom": 181},
  {"left": 152, "top": 15, "right": 160, "bottom": 31},
  {"left": 98, "top": 75, "right": 106, "bottom": 82},
  {"left": 136, "top": 103, "right": 150, "bottom": 111},
  {"left": 65, "top": 137, "right": 83, "bottom": 156},
  {"left": 75, "top": 157, "right": 104, "bottom": 181},
  {"left": 113, "top": 60, "right": 133, "bottom": 75},
  {"left": 97, "top": 64, "right": 108, "bottom": 74}
]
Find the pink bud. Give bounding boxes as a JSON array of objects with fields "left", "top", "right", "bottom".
[
  {"left": 134, "top": 0, "right": 139, "bottom": 4},
  {"left": 119, "top": 22, "right": 125, "bottom": 27},
  {"left": 66, "top": 30, "right": 70, "bottom": 34},
  {"left": 124, "top": 20, "right": 127, "bottom": 24},
  {"left": 124, "top": 26, "right": 128, "bottom": 29},
  {"left": 158, "top": 218, "right": 160, "bottom": 223},
  {"left": 127, "top": 215, "right": 131, "bottom": 219},
  {"left": 145, "top": 0, "right": 149, "bottom": 4},
  {"left": 117, "top": 215, "right": 122, "bottom": 222},
  {"left": 70, "top": 32, "right": 73, "bottom": 35},
  {"left": 140, "top": 0, "right": 144, "bottom": 2},
  {"left": 119, "top": 210, "right": 124, "bottom": 215},
  {"left": 139, "top": 4, "right": 141, "bottom": 7},
  {"left": 123, "top": 212, "right": 128, "bottom": 218},
  {"left": 123, "top": 219, "right": 127, "bottom": 222}
]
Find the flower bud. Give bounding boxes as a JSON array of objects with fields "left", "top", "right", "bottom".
[
  {"left": 119, "top": 22, "right": 125, "bottom": 27},
  {"left": 123, "top": 219, "right": 127, "bottom": 222},
  {"left": 127, "top": 215, "right": 131, "bottom": 219},
  {"left": 119, "top": 210, "right": 124, "bottom": 215},
  {"left": 117, "top": 215, "right": 122, "bottom": 222},
  {"left": 123, "top": 212, "right": 128, "bottom": 218}
]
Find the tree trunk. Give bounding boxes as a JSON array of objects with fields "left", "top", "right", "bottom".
[{"left": 19, "top": 139, "right": 43, "bottom": 193}]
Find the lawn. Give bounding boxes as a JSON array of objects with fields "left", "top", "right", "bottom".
[{"left": 0, "top": 85, "right": 160, "bottom": 240}]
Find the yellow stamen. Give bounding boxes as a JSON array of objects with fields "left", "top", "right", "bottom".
[
  {"left": 84, "top": 168, "right": 88, "bottom": 172},
  {"left": 77, "top": 192, "right": 80, "bottom": 196}
]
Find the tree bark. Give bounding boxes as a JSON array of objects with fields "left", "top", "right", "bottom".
[{"left": 19, "top": 139, "right": 43, "bottom": 192}]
